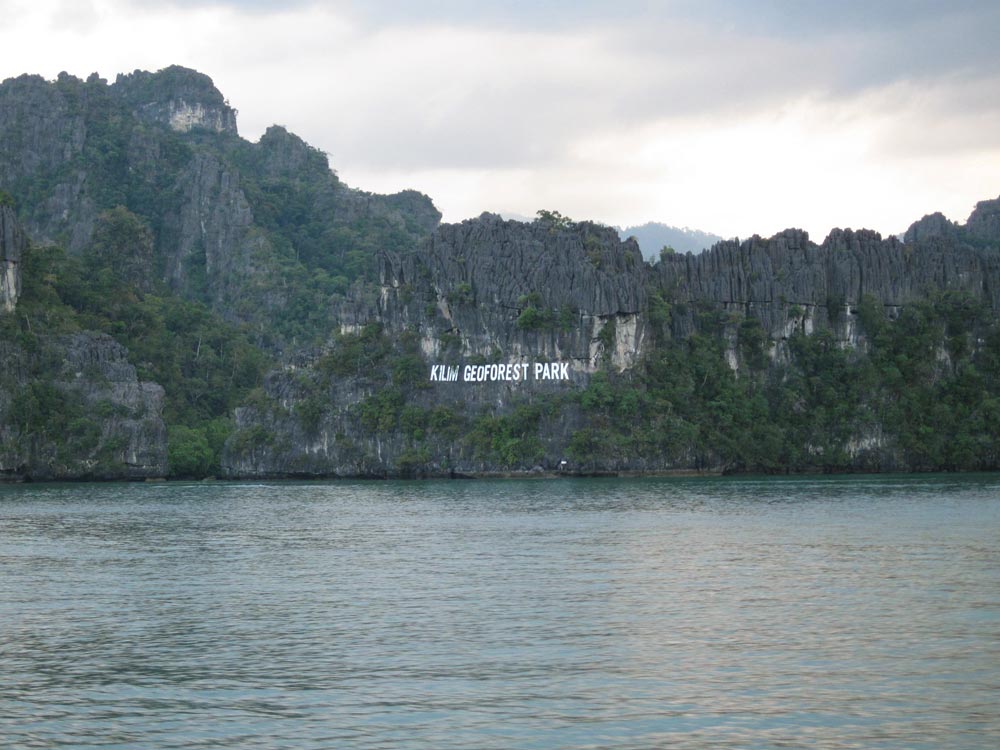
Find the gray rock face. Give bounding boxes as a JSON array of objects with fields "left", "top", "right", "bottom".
[
  {"left": 0, "top": 332, "right": 168, "bottom": 481},
  {"left": 0, "top": 203, "right": 24, "bottom": 312},
  {"left": 223, "top": 364, "right": 589, "bottom": 479},
  {"left": 343, "top": 214, "right": 649, "bottom": 370},
  {"left": 159, "top": 150, "right": 262, "bottom": 313},
  {"left": 0, "top": 73, "right": 86, "bottom": 185},
  {"left": 424, "top": 214, "right": 645, "bottom": 316},
  {"left": 657, "top": 225, "right": 1000, "bottom": 346},
  {"left": 0, "top": 74, "right": 95, "bottom": 253},
  {"left": 903, "top": 212, "right": 959, "bottom": 244}
]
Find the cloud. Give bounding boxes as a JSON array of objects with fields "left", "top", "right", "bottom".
[{"left": 0, "top": 0, "right": 998, "bottom": 238}]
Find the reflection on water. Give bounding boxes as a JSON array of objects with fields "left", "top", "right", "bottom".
[{"left": 1, "top": 475, "right": 998, "bottom": 749}]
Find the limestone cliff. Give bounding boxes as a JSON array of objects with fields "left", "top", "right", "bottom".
[{"left": 0, "top": 204, "right": 167, "bottom": 481}]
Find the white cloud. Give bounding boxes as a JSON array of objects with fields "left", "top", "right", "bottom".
[{"left": 0, "top": 0, "right": 998, "bottom": 239}]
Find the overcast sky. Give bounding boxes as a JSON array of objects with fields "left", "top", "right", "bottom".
[{"left": 2, "top": 0, "right": 999, "bottom": 240}]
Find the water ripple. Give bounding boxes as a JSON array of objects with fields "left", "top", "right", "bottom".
[{"left": 1, "top": 475, "right": 998, "bottom": 749}]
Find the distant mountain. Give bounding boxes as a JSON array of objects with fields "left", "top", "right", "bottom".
[
  {"left": 618, "top": 222, "right": 723, "bottom": 259},
  {"left": 498, "top": 211, "right": 535, "bottom": 223}
]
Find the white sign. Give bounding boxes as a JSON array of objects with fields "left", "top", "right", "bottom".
[{"left": 429, "top": 362, "right": 571, "bottom": 382}]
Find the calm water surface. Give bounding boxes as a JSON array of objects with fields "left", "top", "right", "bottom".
[{"left": 1, "top": 475, "right": 998, "bottom": 749}]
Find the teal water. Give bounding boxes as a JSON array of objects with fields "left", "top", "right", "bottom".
[{"left": 1, "top": 475, "right": 998, "bottom": 749}]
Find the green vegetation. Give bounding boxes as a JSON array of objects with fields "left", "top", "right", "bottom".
[
  {"left": 515, "top": 292, "right": 576, "bottom": 333},
  {"left": 535, "top": 209, "right": 574, "bottom": 231},
  {"left": 584, "top": 234, "right": 604, "bottom": 268},
  {"left": 9, "top": 242, "right": 269, "bottom": 476},
  {"left": 447, "top": 282, "right": 474, "bottom": 306},
  {"left": 468, "top": 404, "right": 545, "bottom": 468},
  {"left": 564, "top": 292, "right": 1000, "bottom": 473}
]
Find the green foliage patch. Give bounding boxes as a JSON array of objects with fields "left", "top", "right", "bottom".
[{"left": 11, "top": 242, "right": 269, "bottom": 476}]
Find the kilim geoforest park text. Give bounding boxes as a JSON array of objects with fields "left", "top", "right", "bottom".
[{"left": 429, "top": 363, "right": 571, "bottom": 383}]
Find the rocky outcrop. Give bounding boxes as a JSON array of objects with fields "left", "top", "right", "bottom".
[
  {"left": 342, "top": 214, "right": 648, "bottom": 371},
  {"left": 0, "top": 332, "right": 168, "bottom": 481},
  {"left": 249, "top": 125, "right": 441, "bottom": 253},
  {"left": 113, "top": 66, "right": 238, "bottom": 135},
  {"left": 251, "top": 124, "right": 441, "bottom": 239},
  {"left": 0, "top": 73, "right": 95, "bottom": 253},
  {"left": 0, "top": 203, "right": 24, "bottom": 312},
  {"left": 903, "top": 212, "right": 959, "bottom": 244},
  {"left": 254, "top": 126, "right": 328, "bottom": 180},
  {"left": 0, "top": 73, "right": 87, "bottom": 185},
  {"left": 159, "top": 150, "right": 261, "bottom": 309},
  {"left": 57, "top": 333, "right": 169, "bottom": 477},
  {"left": 0, "top": 203, "right": 168, "bottom": 481}
]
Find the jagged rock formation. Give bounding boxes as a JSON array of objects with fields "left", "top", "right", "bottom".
[
  {"left": 0, "top": 203, "right": 23, "bottom": 312},
  {"left": 346, "top": 214, "right": 648, "bottom": 370},
  {"left": 657, "top": 207, "right": 1000, "bottom": 353},
  {"left": 224, "top": 215, "right": 649, "bottom": 477}
]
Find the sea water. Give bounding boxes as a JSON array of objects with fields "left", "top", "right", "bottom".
[{"left": 1, "top": 475, "right": 998, "bottom": 749}]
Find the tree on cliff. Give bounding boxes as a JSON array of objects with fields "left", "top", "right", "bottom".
[{"left": 535, "top": 209, "right": 574, "bottom": 231}]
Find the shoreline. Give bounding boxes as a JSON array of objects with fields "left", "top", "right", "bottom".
[{"left": 4, "top": 466, "right": 998, "bottom": 485}]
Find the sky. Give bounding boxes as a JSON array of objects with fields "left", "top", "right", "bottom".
[{"left": 1, "top": 0, "right": 999, "bottom": 240}]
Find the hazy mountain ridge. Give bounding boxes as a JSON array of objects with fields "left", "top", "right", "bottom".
[{"left": 618, "top": 222, "right": 723, "bottom": 259}]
